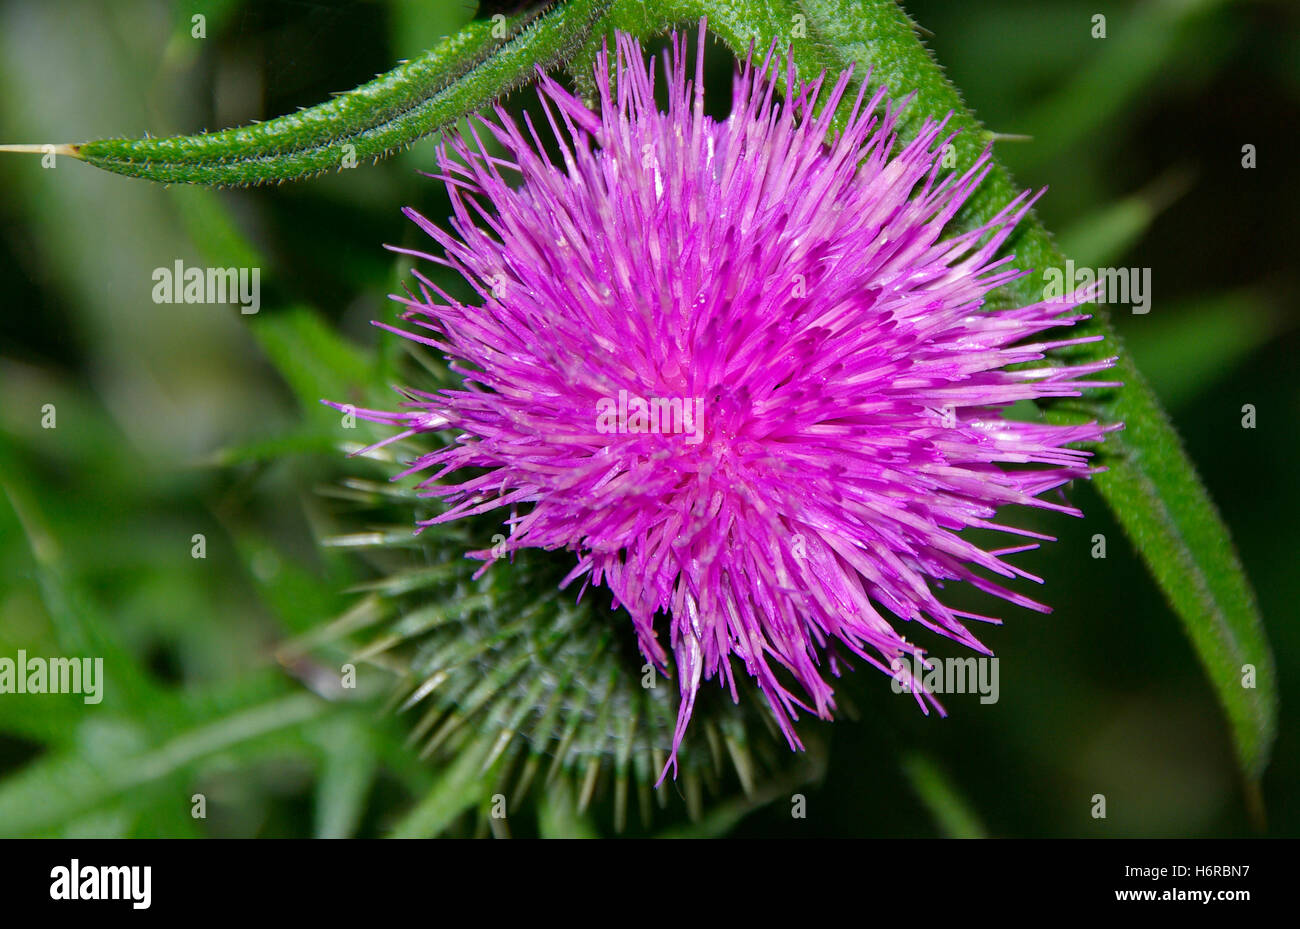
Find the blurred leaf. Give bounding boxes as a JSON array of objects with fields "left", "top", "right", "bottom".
[
  {"left": 312, "top": 715, "right": 377, "bottom": 839},
  {"left": 252, "top": 305, "right": 376, "bottom": 421},
  {"left": 208, "top": 430, "right": 341, "bottom": 467},
  {"left": 2, "top": 481, "right": 168, "bottom": 715},
  {"left": 1058, "top": 168, "right": 1193, "bottom": 268},
  {"left": 389, "top": 0, "right": 479, "bottom": 62},
  {"left": 0, "top": 688, "right": 327, "bottom": 836},
  {"left": 1016, "top": 0, "right": 1236, "bottom": 171},
  {"left": 171, "top": 187, "right": 265, "bottom": 272},
  {"left": 386, "top": 735, "right": 492, "bottom": 838},
  {"left": 901, "top": 752, "right": 988, "bottom": 838},
  {"left": 233, "top": 530, "right": 351, "bottom": 638},
  {"left": 536, "top": 781, "right": 600, "bottom": 838},
  {"left": 1122, "top": 289, "right": 1278, "bottom": 409}
]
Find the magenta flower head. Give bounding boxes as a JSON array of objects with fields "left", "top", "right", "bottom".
[{"left": 337, "top": 22, "right": 1118, "bottom": 780}]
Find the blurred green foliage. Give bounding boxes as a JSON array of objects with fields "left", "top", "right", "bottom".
[{"left": 0, "top": 0, "right": 1296, "bottom": 837}]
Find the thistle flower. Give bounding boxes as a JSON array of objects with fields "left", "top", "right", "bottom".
[{"left": 336, "top": 23, "right": 1117, "bottom": 780}]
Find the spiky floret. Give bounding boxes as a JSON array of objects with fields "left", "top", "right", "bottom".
[{"left": 338, "top": 24, "right": 1117, "bottom": 778}]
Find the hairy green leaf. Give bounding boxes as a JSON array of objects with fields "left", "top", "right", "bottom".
[{"left": 41, "top": 0, "right": 613, "bottom": 187}]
